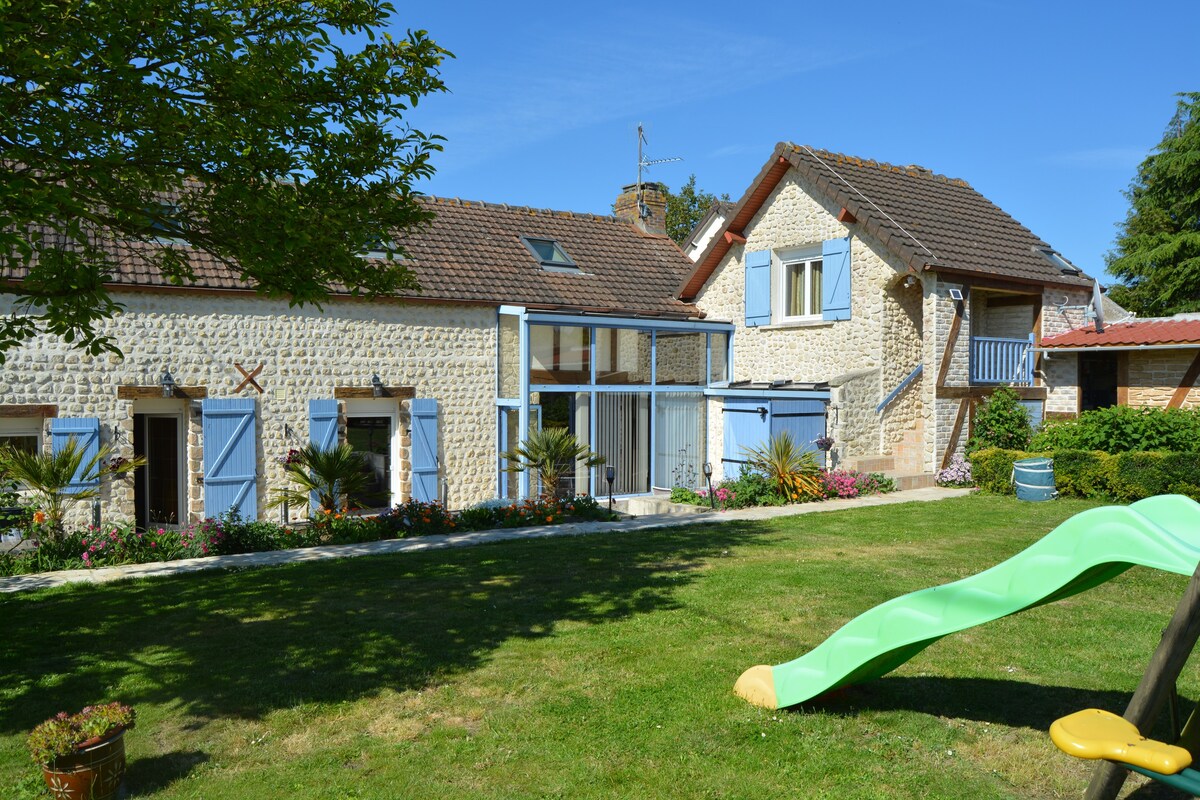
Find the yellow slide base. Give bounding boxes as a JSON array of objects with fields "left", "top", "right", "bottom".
[
  {"left": 734, "top": 665, "right": 778, "bottom": 709},
  {"left": 1050, "top": 708, "right": 1193, "bottom": 774}
]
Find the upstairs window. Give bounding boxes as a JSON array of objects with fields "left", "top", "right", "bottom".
[
  {"left": 359, "top": 236, "right": 402, "bottom": 260},
  {"left": 777, "top": 248, "right": 823, "bottom": 322},
  {"left": 521, "top": 237, "right": 577, "bottom": 271},
  {"left": 146, "top": 202, "right": 188, "bottom": 244}
]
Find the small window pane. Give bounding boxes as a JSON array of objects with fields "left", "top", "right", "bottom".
[
  {"left": 595, "top": 328, "right": 651, "bottom": 385},
  {"left": 0, "top": 434, "right": 37, "bottom": 455},
  {"left": 654, "top": 331, "right": 706, "bottom": 385},
  {"left": 786, "top": 262, "right": 804, "bottom": 317},
  {"left": 710, "top": 333, "right": 729, "bottom": 384},
  {"left": 523, "top": 237, "right": 575, "bottom": 267},
  {"left": 810, "top": 260, "right": 823, "bottom": 316},
  {"left": 498, "top": 314, "right": 520, "bottom": 398},
  {"left": 345, "top": 417, "right": 392, "bottom": 509},
  {"left": 529, "top": 325, "right": 590, "bottom": 385}
]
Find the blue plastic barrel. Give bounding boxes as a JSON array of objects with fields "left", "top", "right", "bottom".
[{"left": 1013, "top": 457, "right": 1056, "bottom": 501}]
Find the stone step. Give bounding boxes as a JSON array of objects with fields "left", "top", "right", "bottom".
[
  {"left": 889, "top": 473, "right": 937, "bottom": 491},
  {"left": 849, "top": 455, "right": 894, "bottom": 473}
]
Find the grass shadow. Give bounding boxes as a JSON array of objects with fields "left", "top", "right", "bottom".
[
  {"left": 126, "top": 750, "right": 210, "bottom": 797},
  {"left": 0, "top": 521, "right": 770, "bottom": 735}
]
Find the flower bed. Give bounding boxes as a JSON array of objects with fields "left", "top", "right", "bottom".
[
  {"left": 0, "top": 495, "right": 617, "bottom": 577},
  {"left": 671, "top": 467, "right": 895, "bottom": 510}
]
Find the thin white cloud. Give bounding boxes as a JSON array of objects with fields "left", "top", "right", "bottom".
[
  {"left": 414, "top": 19, "right": 878, "bottom": 176},
  {"left": 1043, "top": 147, "right": 1146, "bottom": 170}
]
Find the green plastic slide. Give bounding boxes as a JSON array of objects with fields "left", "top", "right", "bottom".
[{"left": 735, "top": 495, "right": 1200, "bottom": 709}]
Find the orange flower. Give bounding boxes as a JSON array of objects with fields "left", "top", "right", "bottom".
[{"left": 32, "top": 511, "right": 47, "bottom": 524}]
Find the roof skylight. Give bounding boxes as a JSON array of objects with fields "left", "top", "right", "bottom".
[
  {"left": 1034, "top": 246, "right": 1081, "bottom": 274},
  {"left": 521, "top": 236, "right": 577, "bottom": 271}
]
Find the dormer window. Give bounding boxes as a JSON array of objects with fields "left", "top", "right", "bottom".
[
  {"left": 359, "top": 236, "right": 401, "bottom": 260},
  {"left": 1034, "top": 246, "right": 1081, "bottom": 275},
  {"left": 146, "top": 202, "right": 188, "bottom": 244},
  {"left": 521, "top": 236, "right": 577, "bottom": 271}
]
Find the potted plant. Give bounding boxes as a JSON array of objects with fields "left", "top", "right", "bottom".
[{"left": 28, "top": 702, "right": 136, "bottom": 800}]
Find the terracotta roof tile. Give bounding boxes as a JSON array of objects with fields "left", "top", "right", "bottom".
[
  {"left": 1041, "top": 318, "right": 1200, "bottom": 348},
  {"left": 4, "top": 196, "right": 701, "bottom": 318}
]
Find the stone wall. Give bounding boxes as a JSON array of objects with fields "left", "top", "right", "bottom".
[
  {"left": 1127, "top": 350, "right": 1200, "bottom": 408},
  {"left": 0, "top": 290, "right": 498, "bottom": 524},
  {"left": 829, "top": 368, "right": 882, "bottom": 461}
]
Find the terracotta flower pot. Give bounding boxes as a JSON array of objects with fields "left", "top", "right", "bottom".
[{"left": 41, "top": 729, "right": 127, "bottom": 800}]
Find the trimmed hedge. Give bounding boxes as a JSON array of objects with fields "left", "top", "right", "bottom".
[{"left": 968, "top": 448, "right": 1200, "bottom": 502}]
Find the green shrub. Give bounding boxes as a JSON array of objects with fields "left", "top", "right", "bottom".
[
  {"left": 670, "top": 487, "right": 703, "bottom": 505},
  {"left": 966, "top": 448, "right": 1024, "bottom": 494},
  {"left": 457, "top": 505, "right": 500, "bottom": 530},
  {"left": 1048, "top": 450, "right": 1115, "bottom": 499},
  {"left": 718, "top": 470, "right": 785, "bottom": 508},
  {"left": 1031, "top": 406, "right": 1200, "bottom": 453},
  {"left": 966, "top": 387, "right": 1032, "bottom": 453}
]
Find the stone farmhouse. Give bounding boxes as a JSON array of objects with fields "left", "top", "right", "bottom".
[{"left": 2, "top": 143, "right": 1111, "bottom": 525}]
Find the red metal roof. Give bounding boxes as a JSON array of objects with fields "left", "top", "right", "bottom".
[{"left": 1041, "top": 318, "right": 1200, "bottom": 348}]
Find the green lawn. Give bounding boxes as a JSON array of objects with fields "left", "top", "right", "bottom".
[{"left": 2, "top": 495, "right": 1194, "bottom": 799}]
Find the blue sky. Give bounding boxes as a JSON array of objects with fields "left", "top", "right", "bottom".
[{"left": 399, "top": 1, "right": 1199, "bottom": 283}]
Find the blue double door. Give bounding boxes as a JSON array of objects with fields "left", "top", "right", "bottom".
[{"left": 721, "top": 397, "right": 827, "bottom": 476}]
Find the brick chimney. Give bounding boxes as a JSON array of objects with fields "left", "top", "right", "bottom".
[{"left": 614, "top": 182, "right": 668, "bottom": 236}]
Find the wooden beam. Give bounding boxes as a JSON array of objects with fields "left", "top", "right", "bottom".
[
  {"left": 936, "top": 285, "right": 969, "bottom": 388},
  {"left": 941, "top": 398, "right": 970, "bottom": 470},
  {"left": 723, "top": 231, "right": 747, "bottom": 245},
  {"left": 937, "top": 386, "right": 1047, "bottom": 400},
  {"left": 837, "top": 207, "right": 857, "bottom": 224},
  {"left": 117, "top": 386, "right": 208, "bottom": 400},
  {"left": 334, "top": 386, "right": 416, "bottom": 400},
  {"left": 1085, "top": 562, "right": 1200, "bottom": 800},
  {"left": 984, "top": 295, "right": 1038, "bottom": 308},
  {"left": 0, "top": 404, "right": 57, "bottom": 418},
  {"left": 1168, "top": 351, "right": 1200, "bottom": 409}
]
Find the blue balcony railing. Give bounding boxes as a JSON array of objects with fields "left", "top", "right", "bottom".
[{"left": 970, "top": 334, "right": 1034, "bottom": 385}]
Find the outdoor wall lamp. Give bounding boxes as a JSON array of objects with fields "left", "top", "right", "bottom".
[
  {"left": 702, "top": 462, "right": 714, "bottom": 510},
  {"left": 606, "top": 465, "right": 616, "bottom": 512},
  {"left": 161, "top": 369, "right": 176, "bottom": 398},
  {"left": 371, "top": 373, "right": 384, "bottom": 398}
]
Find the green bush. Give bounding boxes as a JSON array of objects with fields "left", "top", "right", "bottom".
[
  {"left": 669, "top": 487, "right": 703, "bottom": 505},
  {"left": 1047, "top": 450, "right": 1115, "bottom": 499},
  {"left": 966, "top": 448, "right": 1024, "bottom": 494},
  {"left": 718, "top": 470, "right": 785, "bottom": 508},
  {"left": 1030, "top": 406, "right": 1200, "bottom": 453},
  {"left": 966, "top": 387, "right": 1033, "bottom": 453}
]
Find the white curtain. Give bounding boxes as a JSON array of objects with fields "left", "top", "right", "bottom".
[{"left": 653, "top": 393, "right": 705, "bottom": 490}]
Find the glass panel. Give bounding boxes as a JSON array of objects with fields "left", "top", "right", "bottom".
[
  {"left": 595, "top": 392, "right": 650, "bottom": 495},
  {"left": 654, "top": 331, "right": 706, "bottom": 385},
  {"left": 527, "top": 238, "right": 573, "bottom": 265},
  {"left": 786, "top": 262, "right": 804, "bottom": 317},
  {"left": 810, "top": 260, "right": 823, "bottom": 316},
  {"left": 532, "top": 392, "right": 591, "bottom": 499},
  {"left": 498, "top": 314, "right": 520, "bottom": 399},
  {"left": 0, "top": 434, "right": 37, "bottom": 455},
  {"left": 654, "top": 393, "right": 706, "bottom": 490},
  {"left": 529, "top": 324, "right": 590, "bottom": 385},
  {"left": 709, "top": 333, "right": 729, "bottom": 384},
  {"left": 595, "top": 327, "right": 651, "bottom": 385},
  {"left": 500, "top": 407, "right": 520, "bottom": 500},
  {"left": 345, "top": 416, "right": 392, "bottom": 509}
]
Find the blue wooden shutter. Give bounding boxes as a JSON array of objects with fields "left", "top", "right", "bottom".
[
  {"left": 202, "top": 398, "right": 257, "bottom": 518},
  {"left": 821, "top": 237, "right": 852, "bottom": 321},
  {"left": 770, "top": 399, "right": 828, "bottom": 468},
  {"left": 722, "top": 398, "right": 770, "bottom": 477},
  {"left": 744, "top": 250, "right": 772, "bottom": 327},
  {"left": 308, "top": 400, "right": 339, "bottom": 451},
  {"left": 308, "top": 399, "right": 339, "bottom": 511},
  {"left": 50, "top": 418, "right": 101, "bottom": 495},
  {"left": 411, "top": 399, "right": 439, "bottom": 503}
]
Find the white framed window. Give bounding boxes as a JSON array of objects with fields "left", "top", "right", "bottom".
[
  {"left": 776, "top": 247, "right": 824, "bottom": 323},
  {"left": 0, "top": 417, "right": 42, "bottom": 455},
  {"left": 343, "top": 399, "right": 401, "bottom": 510}
]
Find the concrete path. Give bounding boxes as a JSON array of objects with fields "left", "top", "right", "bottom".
[{"left": 0, "top": 487, "right": 973, "bottom": 594}]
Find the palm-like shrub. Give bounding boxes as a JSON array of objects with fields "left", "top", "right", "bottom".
[
  {"left": 502, "top": 427, "right": 604, "bottom": 500},
  {"left": 741, "top": 431, "right": 823, "bottom": 501},
  {"left": 0, "top": 440, "right": 144, "bottom": 535},
  {"left": 268, "top": 443, "right": 372, "bottom": 514}
]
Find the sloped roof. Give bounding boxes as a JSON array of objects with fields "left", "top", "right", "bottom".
[
  {"left": 1041, "top": 317, "right": 1200, "bottom": 348},
  {"left": 680, "top": 143, "right": 1095, "bottom": 299},
  {"left": 3, "top": 196, "right": 701, "bottom": 318}
]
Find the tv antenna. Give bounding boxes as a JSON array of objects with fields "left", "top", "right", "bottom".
[{"left": 636, "top": 123, "right": 682, "bottom": 218}]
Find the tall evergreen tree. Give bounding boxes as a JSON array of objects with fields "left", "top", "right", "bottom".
[
  {"left": 662, "top": 174, "right": 730, "bottom": 247},
  {"left": 1107, "top": 93, "right": 1200, "bottom": 316}
]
